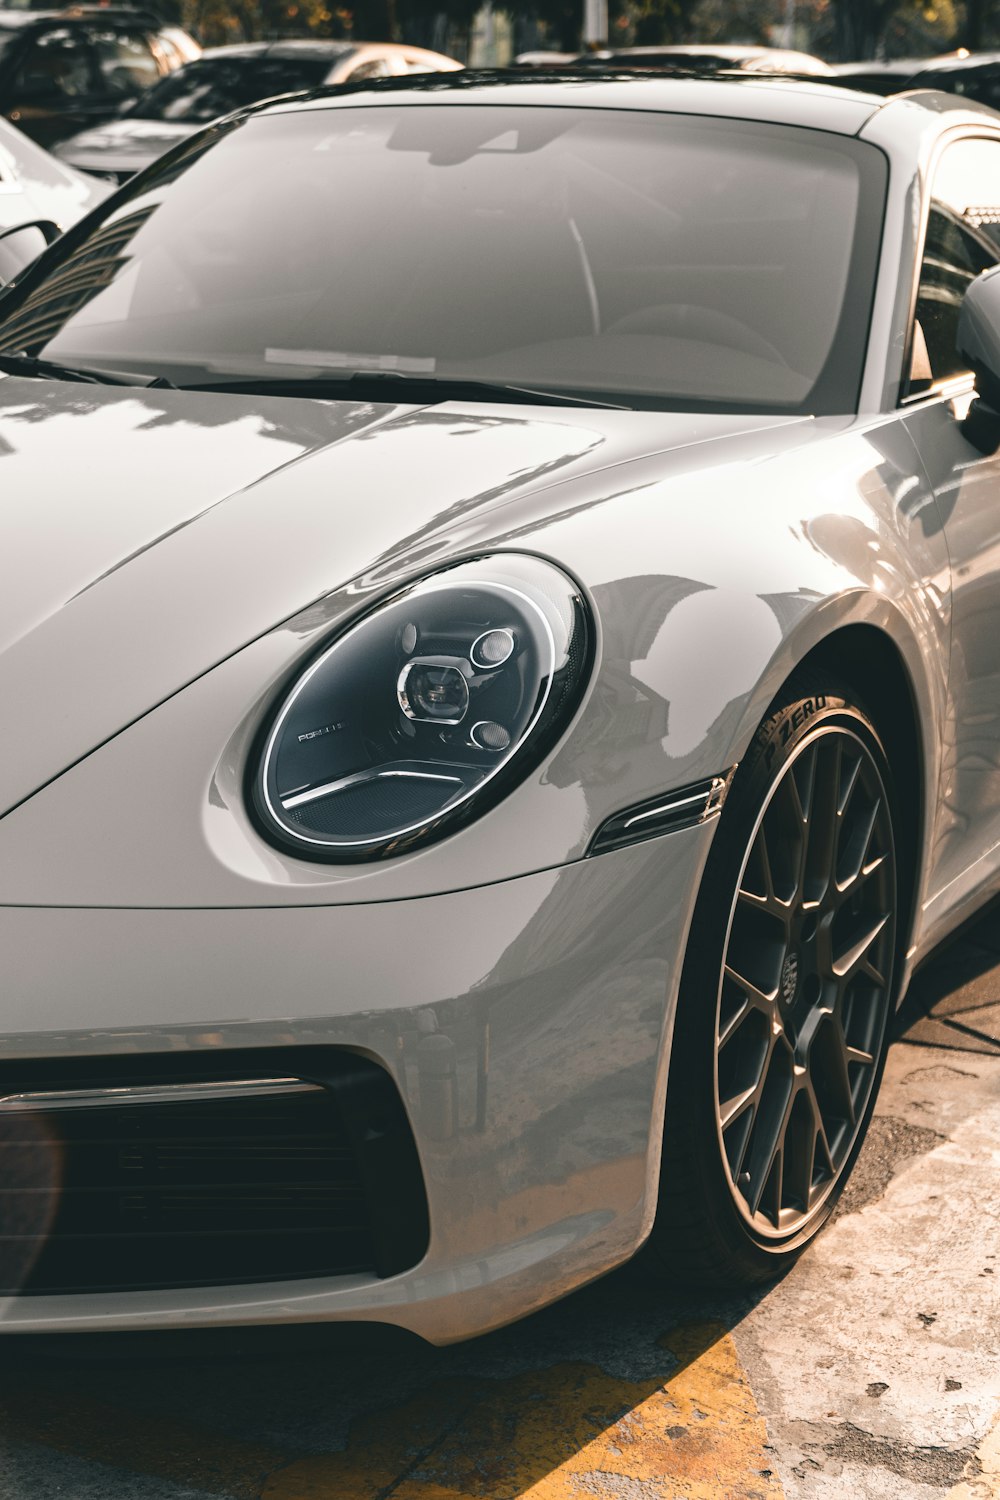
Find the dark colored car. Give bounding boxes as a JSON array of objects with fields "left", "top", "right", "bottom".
[
  {"left": 832, "top": 59, "right": 922, "bottom": 94},
  {"left": 571, "top": 44, "right": 835, "bottom": 76},
  {"left": 56, "top": 39, "right": 462, "bottom": 180},
  {"left": 905, "top": 51, "right": 1000, "bottom": 110},
  {"left": 0, "top": 7, "right": 198, "bottom": 148}
]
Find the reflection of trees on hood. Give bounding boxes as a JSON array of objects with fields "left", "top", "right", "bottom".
[
  {"left": 359, "top": 409, "right": 604, "bottom": 588},
  {"left": 0, "top": 384, "right": 384, "bottom": 459}
]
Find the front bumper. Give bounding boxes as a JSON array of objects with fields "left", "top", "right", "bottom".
[{"left": 0, "top": 826, "right": 712, "bottom": 1343}]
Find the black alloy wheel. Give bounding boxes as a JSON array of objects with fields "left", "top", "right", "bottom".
[{"left": 649, "top": 676, "right": 899, "bottom": 1284}]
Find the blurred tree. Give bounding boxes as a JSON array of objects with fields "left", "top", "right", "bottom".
[
  {"left": 180, "top": 0, "right": 970, "bottom": 60},
  {"left": 823, "top": 0, "right": 959, "bottom": 57},
  {"left": 396, "top": 0, "right": 477, "bottom": 51}
]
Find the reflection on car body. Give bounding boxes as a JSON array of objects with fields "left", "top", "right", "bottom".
[
  {"left": 0, "top": 110, "right": 107, "bottom": 238},
  {"left": 1, "top": 71, "right": 1000, "bottom": 1343}
]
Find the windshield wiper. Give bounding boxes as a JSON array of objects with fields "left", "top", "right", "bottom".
[
  {"left": 0, "top": 353, "right": 175, "bottom": 388},
  {"left": 173, "top": 370, "right": 630, "bottom": 410}
]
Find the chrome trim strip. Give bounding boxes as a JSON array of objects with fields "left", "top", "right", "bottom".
[
  {"left": 0, "top": 1078, "right": 320, "bottom": 1113},
  {"left": 281, "top": 766, "right": 462, "bottom": 811},
  {"left": 623, "top": 789, "right": 708, "bottom": 829},
  {"left": 587, "top": 766, "right": 737, "bottom": 856}
]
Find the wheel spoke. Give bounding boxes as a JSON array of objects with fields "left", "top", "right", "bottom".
[
  {"left": 835, "top": 794, "right": 883, "bottom": 897},
  {"left": 724, "top": 963, "right": 777, "bottom": 1015},
  {"left": 736, "top": 885, "right": 771, "bottom": 914},
  {"left": 749, "top": 1114, "right": 787, "bottom": 1219},
  {"left": 737, "top": 821, "right": 779, "bottom": 912},
  {"left": 719, "top": 1082, "right": 757, "bottom": 1132},
  {"left": 802, "top": 737, "right": 842, "bottom": 906},
  {"left": 718, "top": 994, "right": 752, "bottom": 1049},
  {"left": 832, "top": 912, "right": 890, "bottom": 983},
  {"left": 837, "top": 750, "right": 863, "bottom": 817},
  {"left": 816, "top": 1125, "right": 835, "bottom": 1178},
  {"left": 826, "top": 1017, "right": 858, "bottom": 1127}
]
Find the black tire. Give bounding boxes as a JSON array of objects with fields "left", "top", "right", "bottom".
[{"left": 647, "top": 674, "right": 899, "bottom": 1285}]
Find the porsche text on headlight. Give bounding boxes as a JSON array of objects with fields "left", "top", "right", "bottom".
[{"left": 252, "top": 555, "right": 592, "bottom": 859}]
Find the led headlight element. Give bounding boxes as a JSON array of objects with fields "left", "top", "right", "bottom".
[
  {"left": 253, "top": 555, "right": 592, "bottom": 860},
  {"left": 397, "top": 660, "right": 470, "bottom": 724}
]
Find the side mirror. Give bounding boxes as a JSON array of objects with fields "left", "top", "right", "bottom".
[
  {"left": 0, "top": 218, "right": 59, "bottom": 287},
  {"left": 957, "top": 265, "right": 1000, "bottom": 454}
]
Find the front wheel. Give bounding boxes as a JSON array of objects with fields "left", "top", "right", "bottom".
[{"left": 648, "top": 678, "right": 898, "bottom": 1284}]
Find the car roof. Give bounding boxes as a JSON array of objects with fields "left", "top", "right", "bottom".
[
  {"left": 251, "top": 69, "right": 886, "bottom": 136},
  {"left": 197, "top": 39, "right": 456, "bottom": 64},
  {"left": 581, "top": 43, "right": 832, "bottom": 72},
  {"left": 833, "top": 55, "right": 952, "bottom": 76},
  {"left": 246, "top": 68, "right": 1000, "bottom": 144},
  {"left": 911, "top": 50, "right": 1000, "bottom": 74},
  {"left": 200, "top": 41, "right": 356, "bottom": 61}
]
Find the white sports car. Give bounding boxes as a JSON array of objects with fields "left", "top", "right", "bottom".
[{"left": 0, "top": 70, "right": 999, "bottom": 1342}]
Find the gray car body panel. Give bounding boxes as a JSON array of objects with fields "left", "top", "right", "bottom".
[
  {"left": 0, "top": 79, "right": 998, "bottom": 1339},
  {"left": 0, "top": 115, "right": 107, "bottom": 233}
]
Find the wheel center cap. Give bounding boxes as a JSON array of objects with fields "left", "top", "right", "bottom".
[{"left": 780, "top": 950, "right": 800, "bottom": 1006}]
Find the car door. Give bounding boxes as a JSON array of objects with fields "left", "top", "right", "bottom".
[
  {"left": 3, "top": 24, "right": 103, "bottom": 148},
  {"left": 902, "top": 134, "right": 1000, "bottom": 915}
]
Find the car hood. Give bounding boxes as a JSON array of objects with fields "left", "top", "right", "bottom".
[
  {"left": 55, "top": 119, "right": 198, "bottom": 175},
  {"left": 0, "top": 379, "right": 808, "bottom": 818}
]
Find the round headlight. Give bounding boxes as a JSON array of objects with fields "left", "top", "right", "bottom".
[{"left": 251, "top": 555, "right": 592, "bottom": 861}]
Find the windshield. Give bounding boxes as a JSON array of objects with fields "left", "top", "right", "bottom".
[
  {"left": 127, "top": 53, "right": 341, "bottom": 122},
  {"left": 0, "top": 103, "right": 887, "bottom": 413}
]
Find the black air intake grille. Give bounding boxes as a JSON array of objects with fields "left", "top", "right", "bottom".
[{"left": 0, "top": 1051, "right": 428, "bottom": 1296}]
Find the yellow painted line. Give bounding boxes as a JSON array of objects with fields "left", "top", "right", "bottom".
[
  {"left": 945, "top": 1410, "right": 1000, "bottom": 1499},
  {"left": 263, "top": 1321, "right": 785, "bottom": 1500},
  {"left": 0, "top": 1321, "right": 783, "bottom": 1499}
]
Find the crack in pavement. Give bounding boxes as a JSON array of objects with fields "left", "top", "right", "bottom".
[
  {"left": 821, "top": 1423, "right": 980, "bottom": 1489},
  {"left": 832, "top": 1116, "right": 944, "bottom": 1219}
]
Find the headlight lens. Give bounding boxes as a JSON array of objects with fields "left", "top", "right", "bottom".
[{"left": 252, "top": 555, "right": 592, "bottom": 860}]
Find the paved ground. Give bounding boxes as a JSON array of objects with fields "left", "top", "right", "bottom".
[{"left": 0, "top": 906, "right": 998, "bottom": 1500}]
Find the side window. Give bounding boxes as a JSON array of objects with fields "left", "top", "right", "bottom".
[
  {"left": 401, "top": 55, "right": 444, "bottom": 73},
  {"left": 11, "top": 30, "right": 94, "bottom": 105},
  {"left": 346, "top": 57, "right": 393, "bottom": 81},
  {"left": 89, "top": 28, "right": 160, "bottom": 99},
  {"left": 908, "top": 139, "right": 1000, "bottom": 395},
  {"left": 152, "top": 34, "right": 183, "bottom": 73}
]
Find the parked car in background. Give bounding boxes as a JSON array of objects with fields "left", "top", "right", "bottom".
[
  {"left": 901, "top": 51, "right": 1000, "bottom": 111},
  {"left": 829, "top": 56, "right": 953, "bottom": 94},
  {"left": 0, "top": 7, "right": 198, "bottom": 149},
  {"left": 56, "top": 39, "right": 462, "bottom": 180},
  {"left": 511, "top": 51, "right": 578, "bottom": 68},
  {"left": 571, "top": 44, "right": 835, "bottom": 75}
]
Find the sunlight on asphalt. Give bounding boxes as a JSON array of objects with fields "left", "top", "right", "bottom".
[{"left": 263, "top": 1321, "right": 783, "bottom": 1499}]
